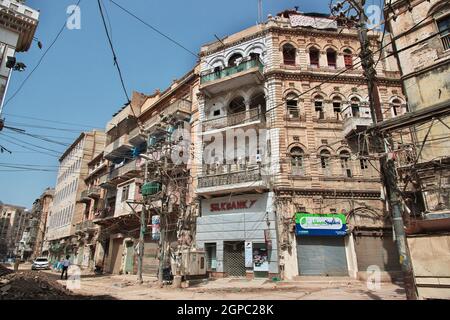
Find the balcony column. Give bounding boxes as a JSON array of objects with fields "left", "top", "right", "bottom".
[
  {"left": 319, "top": 51, "right": 328, "bottom": 68},
  {"left": 337, "top": 53, "right": 345, "bottom": 69},
  {"left": 245, "top": 99, "right": 251, "bottom": 123}
]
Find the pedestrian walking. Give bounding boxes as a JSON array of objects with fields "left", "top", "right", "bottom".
[{"left": 61, "top": 255, "right": 70, "bottom": 280}]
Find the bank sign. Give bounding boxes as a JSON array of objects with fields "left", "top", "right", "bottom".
[{"left": 295, "top": 213, "right": 347, "bottom": 236}]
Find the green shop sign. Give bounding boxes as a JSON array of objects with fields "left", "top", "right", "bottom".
[{"left": 295, "top": 213, "right": 347, "bottom": 236}]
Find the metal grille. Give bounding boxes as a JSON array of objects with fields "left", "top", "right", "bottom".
[{"left": 224, "top": 241, "right": 246, "bottom": 277}]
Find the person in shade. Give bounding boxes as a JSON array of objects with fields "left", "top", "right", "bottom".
[{"left": 60, "top": 255, "right": 70, "bottom": 280}]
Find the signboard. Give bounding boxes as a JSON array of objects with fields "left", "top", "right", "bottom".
[
  {"left": 245, "top": 241, "right": 253, "bottom": 268},
  {"left": 253, "top": 246, "right": 269, "bottom": 272},
  {"left": 151, "top": 215, "right": 160, "bottom": 240},
  {"left": 201, "top": 194, "right": 268, "bottom": 216},
  {"left": 295, "top": 213, "right": 347, "bottom": 236}
]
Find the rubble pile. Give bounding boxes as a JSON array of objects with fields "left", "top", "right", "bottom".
[
  {"left": 0, "top": 264, "right": 12, "bottom": 277},
  {"left": 0, "top": 269, "right": 113, "bottom": 300}
]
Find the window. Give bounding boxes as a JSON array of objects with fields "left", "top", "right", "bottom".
[
  {"left": 437, "top": 14, "right": 450, "bottom": 51},
  {"left": 332, "top": 96, "right": 342, "bottom": 120},
  {"left": 350, "top": 97, "right": 361, "bottom": 117},
  {"left": 340, "top": 151, "right": 352, "bottom": 177},
  {"left": 121, "top": 185, "right": 130, "bottom": 202},
  {"left": 391, "top": 99, "right": 403, "bottom": 116},
  {"left": 290, "top": 147, "right": 304, "bottom": 175},
  {"left": 344, "top": 49, "right": 353, "bottom": 69},
  {"left": 320, "top": 150, "right": 331, "bottom": 175},
  {"left": 286, "top": 93, "right": 299, "bottom": 118},
  {"left": 360, "top": 158, "right": 369, "bottom": 170},
  {"left": 326, "top": 49, "right": 337, "bottom": 68},
  {"left": 249, "top": 52, "right": 260, "bottom": 61},
  {"left": 228, "top": 53, "right": 243, "bottom": 67},
  {"left": 314, "top": 95, "right": 325, "bottom": 120},
  {"left": 213, "top": 109, "right": 221, "bottom": 117},
  {"left": 309, "top": 47, "right": 320, "bottom": 68},
  {"left": 282, "top": 44, "right": 296, "bottom": 65}
]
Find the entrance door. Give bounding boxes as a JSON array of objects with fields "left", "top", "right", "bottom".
[
  {"left": 224, "top": 241, "right": 245, "bottom": 277},
  {"left": 297, "top": 236, "right": 348, "bottom": 276},
  {"left": 110, "top": 238, "right": 124, "bottom": 274},
  {"left": 124, "top": 242, "right": 134, "bottom": 274}
]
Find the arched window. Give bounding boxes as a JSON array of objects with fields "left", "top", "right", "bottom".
[
  {"left": 391, "top": 98, "right": 403, "bottom": 116},
  {"left": 320, "top": 150, "right": 331, "bottom": 176},
  {"left": 228, "top": 96, "right": 246, "bottom": 114},
  {"left": 332, "top": 96, "right": 342, "bottom": 120},
  {"left": 228, "top": 53, "right": 243, "bottom": 67},
  {"left": 327, "top": 49, "right": 337, "bottom": 68},
  {"left": 290, "top": 147, "right": 304, "bottom": 175},
  {"left": 286, "top": 93, "right": 299, "bottom": 118},
  {"left": 309, "top": 47, "right": 320, "bottom": 68},
  {"left": 339, "top": 150, "right": 352, "bottom": 177},
  {"left": 434, "top": 4, "right": 450, "bottom": 50},
  {"left": 343, "top": 49, "right": 353, "bottom": 69},
  {"left": 350, "top": 97, "right": 361, "bottom": 118},
  {"left": 314, "top": 95, "right": 325, "bottom": 120},
  {"left": 282, "top": 44, "right": 296, "bottom": 65}
]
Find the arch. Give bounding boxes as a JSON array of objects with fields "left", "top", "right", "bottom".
[
  {"left": 209, "top": 57, "right": 226, "bottom": 69},
  {"left": 290, "top": 146, "right": 305, "bottom": 175},
  {"left": 283, "top": 88, "right": 302, "bottom": 98},
  {"left": 326, "top": 48, "right": 337, "bottom": 68},
  {"left": 308, "top": 46, "right": 320, "bottom": 68},
  {"left": 282, "top": 43, "right": 296, "bottom": 65},
  {"left": 244, "top": 42, "right": 265, "bottom": 57},
  {"left": 389, "top": 96, "right": 407, "bottom": 117},
  {"left": 224, "top": 49, "right": 245, "bottom": 62},
  {"left": 228, "top": 96, "right": 246, "bottom": 114},
  {"left": 305, "top": 43, "right": 322, "bottom": 51},
  {"left": 428, "top": 0, "right": 450, "bottom": 17},
  {"left": 317, "top": 145, "right": 335, "bottom": 155},
  {"left": 287, "top": 142, "right": 308, "bottom": 155},
  {"left": 228, "top": 53, "right": 244, "bottom": 67},
  {"left": 323, "top": 44, "right": 339, "bottom": 52}
]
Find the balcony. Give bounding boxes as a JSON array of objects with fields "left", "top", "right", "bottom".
[
  {"left": 87, "top": 186, "right": 101, "bottom": 198},
  {"left": 341, "top": 105, "right": 373, "bottom": 137},
  {"left": 75, "top": 220, "right": 97, "bottom": 234},
  {"left": 203, "top": 107, "right": 264, "bottom": 132},
  {"left": 78, "top": 190, "right": 91, "bottom": 204},
  {"left": 104, "top": 134, "right": 132, "bottom": 160},
  {"left": 441, "top": 33, "right": 450, "bottom": 51},
  {"left": 128, "top": 126, "right": 146, "bottom": 146},
  {"left": 99, "top": 159, "right": 142, "bottom": 187},
  {"left": 200, "top": 57, "right": 264, "bottom": 95},
  {"left": 197, "top": 165, "right": 265, "bottom": 195}
]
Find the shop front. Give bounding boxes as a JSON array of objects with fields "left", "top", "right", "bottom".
[
  {"left": 295, "top": 213, "right": 349, "bottom": 276},
  {"left": 197, "top": 193, "right": 278, "bottom": 279}
]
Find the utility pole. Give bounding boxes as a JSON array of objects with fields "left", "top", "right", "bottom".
[
  {"left": 331, "top": 0, "right": 417, "bottom": 299},
  {"left": 137, "top": 156, "right": 148, "bottom": 284}
]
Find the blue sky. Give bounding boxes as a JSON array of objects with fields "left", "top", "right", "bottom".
[{"left": 0, "top": 0, "right": 330, "bottom": 208}]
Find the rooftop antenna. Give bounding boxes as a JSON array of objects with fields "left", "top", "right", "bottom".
[{"left": 258, "top": 0, "right": 263, "bottom": 24}]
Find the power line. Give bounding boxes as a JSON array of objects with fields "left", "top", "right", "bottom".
[
  {"left": 2, "top": 113, "right": 100, "bottom": 129},
  {"left": 4, "top": 127, "right": 70, "bottom": 147},
  {"left": 0, "top": 136, "right": 60, "bottom": 158},
  {"left": 0, "top": 133, "right": 63, "bottom": 154},
  {"left": 2, "top": 0, "right": 83, "bottom": 110},
  {"left": 97, "top": 0, "right": 132, "bottom": 107}
]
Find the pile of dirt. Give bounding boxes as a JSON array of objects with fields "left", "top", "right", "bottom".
[
  {"left": 0, "top": 270, "right": 114, "bottom": 300},
  {"left": 0, "top": 264, "right": 12, "bottom": 277}
]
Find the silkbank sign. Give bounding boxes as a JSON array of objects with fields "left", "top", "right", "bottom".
[{"left": 295, "top": 213, "right": 347, "bottom": 236}]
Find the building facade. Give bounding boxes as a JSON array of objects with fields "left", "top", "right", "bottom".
[
  {"left": 0, "top": 203, "right": 28, "bottom": 260},
  {"left": 384, "top": 0, "right": 450, "bottom": 299},
  {"left": 0, "top": 0, "right": 39, "bottom": 111},
  {"left": 45, "top": 130, "right": 105, "bottom": 264},
  {"left": 193, "top": 9, "right": 406, "bottom": 280}
]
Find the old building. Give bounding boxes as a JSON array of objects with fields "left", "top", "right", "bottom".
[
  {"left": 0, "top": 0, "right": 39, "bottom": 112},
  {"left": 0, "top": 203, "right": 28, "bottom": 260},
  {"left": 31, "top": 188, "right": 54, "bottom": 258},
  {"left": 193, "top": 9, "right": 406, "bottom": 280},
  {"left": 45, "top": 130, "right": 105, "bottom": 264},
  {"left": 384, "top": 0, "right": 450, "bottom": 299}
]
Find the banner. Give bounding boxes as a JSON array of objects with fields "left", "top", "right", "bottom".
[
  {"left": 151, "top": 215, "right": 160, "bottom": 240},
  {"left": 295, "top": 213, "right": 347, "bottom": 236}
]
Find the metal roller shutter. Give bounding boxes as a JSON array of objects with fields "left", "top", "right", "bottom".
[
  {"left": 354, "top": 235, "right": 401, "bottom": 271},
  {"left": 142, "top": 240, "right": 159, "bottom": 275},
  {"left": 224, "top": 241, "right": 246, "bottom": 277},
  {"left": 297, "top": 236, "right": 348, "bottom": 276}
]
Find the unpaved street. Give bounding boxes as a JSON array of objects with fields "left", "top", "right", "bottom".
[{"left": 2, "top": 263, "right": 406, "bottom": 300}]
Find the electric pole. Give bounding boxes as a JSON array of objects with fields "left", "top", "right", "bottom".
[
  {"left": 331, "top": 0, "right": 417, "bottom": 299},
  {"left": 137, "top": 156, "right": 148, "bottom": 284}
]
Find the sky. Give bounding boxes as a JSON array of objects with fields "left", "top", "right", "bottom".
[{"left": 0, "top": 0, "right": 331, "bottom": 208}]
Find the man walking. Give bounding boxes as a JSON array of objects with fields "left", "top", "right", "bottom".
[{"left": 61, "top": 255, "right": 70, "bottom": 280}]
